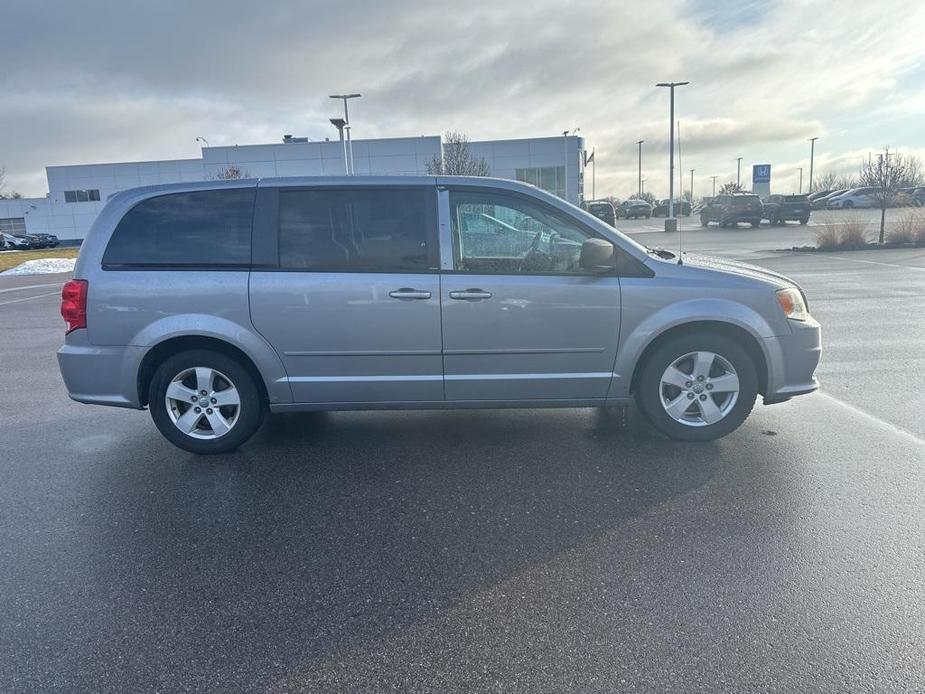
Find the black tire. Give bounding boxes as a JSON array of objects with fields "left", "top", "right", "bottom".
[
  {"left": 799, "top": 218, "right": 808, "bottom": 225},
  {"left": 843, "top": 200, "right": 854, "bottom": 209},
  {"left": 635, "top": 332, "right": 758, "bottom": 442},
  {"left": 700, "top": 214, "right": 709, "bottom": 227},
  {"left": 750, "top": 220, "right": 761, "bottom": 228},
  {"left": 148, "top": 349, "right": 265, "bottom": 454}
]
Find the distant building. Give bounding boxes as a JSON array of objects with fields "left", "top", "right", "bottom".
[{"left": 0, "top": 134, "right": 587, "bottom": 241}]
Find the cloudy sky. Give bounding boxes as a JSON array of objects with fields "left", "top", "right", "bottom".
[{"left": 2, "top": 0, "right": 924, "bottom": 199}]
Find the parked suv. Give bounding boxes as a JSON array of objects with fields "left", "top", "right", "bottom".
[
  {"left": 617, "top": 199, "right": 653, "bottom": 219},
  {"left": 58, "top": 177, "right": 820, "bottom": 453},
  {"left": 762, "top": 194, "right": 811, "bottom": 225},
  {"left": 652, "top": 199, "right": 691, "bottom": 217},
  {"left": 700, "top": 193, "right": 763, "bottom": 228},
  {"left": 584, "top": 200, "right": 617, "bottom": 226}
]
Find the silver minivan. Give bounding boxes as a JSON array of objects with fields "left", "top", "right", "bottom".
[{"left": 58, "top": 177, "right": 821, "bottom": 453}]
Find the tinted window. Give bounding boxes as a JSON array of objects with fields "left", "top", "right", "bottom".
[
  {"left": 732, "top": 195, "right": 760, "bottom": 206},
  {"left": 450, "top": 190, "right": 593, "bottom": 274},
  {"left": 783, "top": 195, "right": 807, "bottom": 202},
  {"left": 103, "top": 189, "right": 254, "bottom": 267},
  {"left": 278, "top": 188, "right": 432, "bottom": 272}
]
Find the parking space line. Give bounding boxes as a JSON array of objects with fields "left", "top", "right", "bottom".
[
  {"left": 826, "top": 255, "right": 925, "bottom": 271},
  {"left": 0, "top": 282, "right": 64, "bottom": 294},
  {"left": 0, "top": 291, "right": 60, "bottom": 306},
  {"left": 817, "top": 391, "right": 925, "bottom": 448}
]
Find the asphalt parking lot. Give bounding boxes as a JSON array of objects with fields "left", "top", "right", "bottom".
[{"left": 2, "top": 242, "right": 924, "bottom": 692}]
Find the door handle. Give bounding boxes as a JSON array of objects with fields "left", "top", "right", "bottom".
[
  {"left": 449, "top": 289, "right": 492, "bottom": 300},
  {"left": 388, "top": 288, "right": 432, "bottom": 300}
]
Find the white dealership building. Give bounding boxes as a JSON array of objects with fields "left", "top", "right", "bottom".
[{"left": 0, "top": 134, "right": 587, "bottom": 242}]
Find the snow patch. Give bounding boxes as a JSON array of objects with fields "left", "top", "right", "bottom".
[{"left": 1, "top": 257, "right": 77, "bottom": 276}]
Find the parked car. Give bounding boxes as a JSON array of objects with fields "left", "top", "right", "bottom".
[
  {"left": 807, "top": 190, "right": 832, "bottom": 203},
  {"left": 617, "top": 199, "right": 653, "bottom": 219},
  {"left": 806, "top": 190, "right": 832, "bottom": 209},
  {"left": 700, "top": 193, "right": 764, "bottom": 228},
  {"left": 584, "top": 200, "right": 617, "bottom": 226},
  {"left": 31, "top": 233, "right": 60, "bottom": 248},
  {"left": 761, "top": 194, "right": 811, "bottom": 225},
  {"left": 813, "top": 189, "right": 848, "bottom": 209},
  {"left": 652, "top": 199, "right": 692, "bottom": 217},
  {"left": 58, "top": 177, "right": 820, "bottom": 453},
  {"left": 1, "top": 233, "right": 35, "bottom": 250},
  {"left": 896, "top": 187, "right": 925, "bottom": 207},
  {"left": 827, "top": 187, "right": 881, "bottom": 209}
]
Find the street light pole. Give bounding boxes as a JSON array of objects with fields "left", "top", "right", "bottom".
[
  {"left": 330, "top": 93, "right": 361, "bottom": 174},
  {"left": 656, "top": 81, "right": 689, "bottom": 231},
  {"left": 690, "top": 168, "right": 695, "bottom": 203},
  {"left": 798, "top": 167, "right": 803, "bottom": 193},
  {"left": 808, "top": 136, "right": 819, "bottom": 193},
  {"left": 711, "top": 175, "right": 717, "bottom": 196},
  {"left": 329, "top": 118, "right": 348, "bottom": 174},
  {"left": 736, "top": 157, "right": 743, "bottom": 187},
  {"left": 636, "top": 140, "right": 644, "bottom": 196}
]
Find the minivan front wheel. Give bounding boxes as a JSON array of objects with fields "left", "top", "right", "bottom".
[
  {"left": 635, "top": 333, "right": 758, "bottom": 441},
  {"left": 149, "top": 349, "right": 264, "bottom": 454}
]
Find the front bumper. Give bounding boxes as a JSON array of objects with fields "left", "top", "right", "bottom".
[
  {"left": 57, "top": 330, "right": 145, "bottom": 409},
  {"left": 761, "top": 317, "right": 822, "bottom": 405}
]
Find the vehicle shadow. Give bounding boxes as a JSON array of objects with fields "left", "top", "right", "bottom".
[{"left": 79, "top": 406, "right": 721, "bottom": 687}]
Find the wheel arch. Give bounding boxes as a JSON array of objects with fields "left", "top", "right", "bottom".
[
  {"left": 628, "top": 320, "right": 769, "bottom": 397},
  {"left": 137, "top": 335, "right": 270, "bottom": 407}
]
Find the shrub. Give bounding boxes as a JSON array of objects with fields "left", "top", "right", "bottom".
[
  {"left": 813, "top": 226, "right": 840, "bottom": 250},
  {"left": 836, "top": 218, "right": 869, "bottom": 248},
  {"left": 888, "top": 212, "right": 925, "bottom": 245}
]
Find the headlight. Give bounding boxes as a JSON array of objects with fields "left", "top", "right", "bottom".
[{"left": 776, "top": 287, "right": 808, "bottom": 321}]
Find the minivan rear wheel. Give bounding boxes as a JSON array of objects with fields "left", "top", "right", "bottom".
[
  {"left": 149, "top": 349, "right": 264, "bottom": 454},
  {"left": 635, "top": 333, "right": 758, "bottom": 441}
]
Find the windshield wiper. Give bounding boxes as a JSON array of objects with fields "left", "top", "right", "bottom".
[{"left": 646, "top": 246, "right": 676, "bottom": 260}]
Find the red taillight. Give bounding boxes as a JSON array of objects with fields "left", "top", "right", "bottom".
[{"left": 61, "top": 279, "right": 88, "bottom": 333}]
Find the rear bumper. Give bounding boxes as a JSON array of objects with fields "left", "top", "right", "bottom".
[
  {"left": 720, "top": 212, "right": 762, "bottom": 222},
  {"left": 761, "top": 317, "right": 822, "bottom": 405},
  {"left": 57, "top": 330, "right": 145, "bottom": 409}
]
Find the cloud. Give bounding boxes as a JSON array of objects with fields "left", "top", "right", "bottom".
[{"left": 1, "top": 0, "right": 924, "bottom": 197}]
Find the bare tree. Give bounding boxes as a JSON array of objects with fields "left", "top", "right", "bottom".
[
  {"left": 0, "top": 166, "right": 21, "bottom": 199},
  {"left": 212, "top": 164, "right": 250, "bottom": 180},
  {"left": 814, "top": 171, "right": 840, "bottom": 192},
  {"left": 858, "top": 147, "right": 912, "bottom": 243},
  {"left": 718, "top": 181, "right": 745, "bottom": 194},
  {"left": 900, "top": 154, "right": 924, "bottom": 187},
  {"left": 630, "top": 191, "right": 656, "bottom": 205},
  {"left": 813, "top": 171, "right": 860, "bottom": 192},
  {"left": 426, "top": 131, "right": 490, "bottom": 176}
]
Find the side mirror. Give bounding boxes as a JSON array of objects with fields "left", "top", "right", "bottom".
[{"left": 579, "top": 238, "right": 615, "bottom": 272}]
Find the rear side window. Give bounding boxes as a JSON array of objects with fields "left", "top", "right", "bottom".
[
  {"left": 278, "top": 188, "right": 433, "bottom": 272},
  {"left": 784, "top": 195, "right": 807, "bottom": 202},
  {"left": 732, "top": 195, "right": 760, "bottom": 206},
  {"left": 103, "top": 189, "right": 255, "bottom": 267}
]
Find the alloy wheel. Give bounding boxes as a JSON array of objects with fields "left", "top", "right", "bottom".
[
  {"left": 658, "top": 351, "right": 740, "bottom": 427},
  {"left": 165, "top": 366, "right": 241, "bottom": 439}
]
